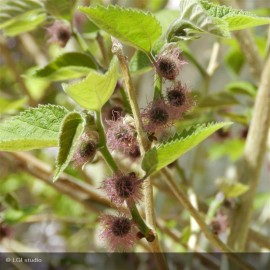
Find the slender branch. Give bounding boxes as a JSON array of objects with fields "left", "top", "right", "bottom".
[
  {"left": 111, "top": 38, "right": 150, "bottom": 152},
  {"left": 206, "top": 42, "right": 220, "bottom": 76},
  {"left": 0, "top": 40, "right": 36, "bottom": 106},
  {"left": 227, "top": 54, "right": 270, "bottom": 251},
  {"left": 161, "top": 168, "right": 254, "bottom": 270},
  {"left": 248, "top": 229, "right": 270, "bottom": 250},
  {"left": 181, "top": 46, "right": 208, "bottom": 78}
]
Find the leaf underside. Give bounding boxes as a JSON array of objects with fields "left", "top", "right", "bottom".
[
  {"left": 200, "top": 0, "right": 270, "bottom": 31},
  {"left": 0, "top": 105, "right": 68, "bottom": 151},
  {"left": 167, "top": 0, "right": 231, "bottom": 42},
  {"left": 142, "top": 122, "right": 233, "bottom": 175},
  {"left": 54, "top": 112, "right": 84, "bottom": 181},
  {"left": 32, "top": 52, "right": 97, "bottom": 81}
]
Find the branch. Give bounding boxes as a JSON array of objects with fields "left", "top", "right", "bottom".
[{"left": 227, "top": 54, "right": 270, "bottom": 250}]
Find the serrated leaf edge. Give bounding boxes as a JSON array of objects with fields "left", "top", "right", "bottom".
[{"left": 152, "top": 122, "right": 233, "bottom": 152}]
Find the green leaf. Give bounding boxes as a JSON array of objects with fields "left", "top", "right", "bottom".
[
  {"left": 31, "top": 52, "right": 97, "bottom": 81},
  {"left": 217, "top": 180, "right": 249, "bottom": 198},
  {"left": 79, "top": 5, "right": 162, "bottom": 52},
  {"left": 153, "top": 9, "right": 179, "bottom": 51},
  {"left": 209, "top": 139, "right": 245, "bottom": 161},
  {"left": 0, "top": 97, "right": 27, "bottom": 113},
  {"left": 0, "top": 0, "right": 46, "bottom": 36},
  {"left": 4, "top": 193, "right": 19, "bottom": 210},
  {"left": 54, "top": 112, "right": 84, "bottom": 181},
  {"left": 225, "top": 81, "right": 257, "bottom": 98},
  {"left": 225, "top": 46, "right": 245, "bottom": 75},
  {"left": 167, "top": 0, "right": 230, "bottom": 42},
  {"left": 129, "top": 51, "right": 152, "bottom": 74},
  {"left": 63, "top": 57, "right": 118, "bottom": 111},
  {"left": 199, "top": 92, "right": 239, "bottom": 108},
  {"left": 200, "top": 0, "right": 270, "bottom": 31},
  {"left": 0, "top": 105, "right": 68, "bottom": 151},
  {"left": 142, "top": 122, "right": 232, "bottom": 175},
  {"left": 3, "top": 206, "right": 44, "bottom": 224},
  {"left": 253, "top": 192, "right": 270, "bottom": 210},
  {"left": 155, "top": 9, "right": 179, "bottom": 35},
  {"left": 218, "top": 112, "right": 249, "bottom": 125}
]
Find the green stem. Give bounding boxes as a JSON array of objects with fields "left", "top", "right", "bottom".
[
  {"left": 182, "top": 48, "right": 208, "bottom": 78},
  {"left": 111, "top": 38, "right": 167, "bottom": 260},
  {"left": 127, "top": 200, "right": 153, "bottom": 240},
  {"left": 154, "top": 73, "right": 163, "bottom": 100},
  {"left": 95, "top": 111, "right": 154, "bottom": 241},
  {"left": 95, "top": 111, "right": 118, "bottom": 172}
]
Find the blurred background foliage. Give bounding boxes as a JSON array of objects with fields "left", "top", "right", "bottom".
[{"left": 0, "top": 0, "right": 269, "bottom": 261}]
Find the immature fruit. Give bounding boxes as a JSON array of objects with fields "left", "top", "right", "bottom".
[
  {"left": 99, "top": 214, "right": 137, "bottom": 252},
  {"left": 141, "top": 99, "right": 173, "bottom": 133},
  {"left": 100, "top": 172, "right": 142, "bottom": 205},
  {"left": 47, "top": 21, "right": 71, "bottom": 48},
  {"left": 111, "top": 217, "right": 132, "bottom": 237},
  {"left": 156, "top": 56, "right": 179, "bottom": 80},
  {"left": 155, "top": 47, "right": 186, "bottom": 80},
  {"left": 167, "top": 89, "right": 186, "bottom": 107},
  {"left": 72, "top": 132, "right": 99, "bottom": 166}
]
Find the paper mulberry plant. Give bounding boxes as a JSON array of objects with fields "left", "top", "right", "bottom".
[{"left": 0, "top": 0, "right": 270, "bottom": 267}]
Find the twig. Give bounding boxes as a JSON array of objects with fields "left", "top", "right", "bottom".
[
  {"left": 206, "top": 42, "right": 220, "bottom": 76},
  {"left": 248, "top": 229, "right": 270, "bottom": 250},
  {"left": 111, "top": 38, "right": 167, "bottom": 269},
  {"left": 227, "top": 54, "right": 270, "bottom": 251}
]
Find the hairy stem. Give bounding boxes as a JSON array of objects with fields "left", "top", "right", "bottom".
[
  {"left": 111, "top": 38, "right": 167, "bottom": 266},
  {"left": 95, "top": 111, "right": 119, "bottom": 172},
  {"left": 95, "top": 111, "right": 155, "bottom": 242},
  {"left": 111, "top": 38, "right": 150, "bottom": 152},
  {"left": 227, "top": 54, "right": 270, "bottom": 251}
]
